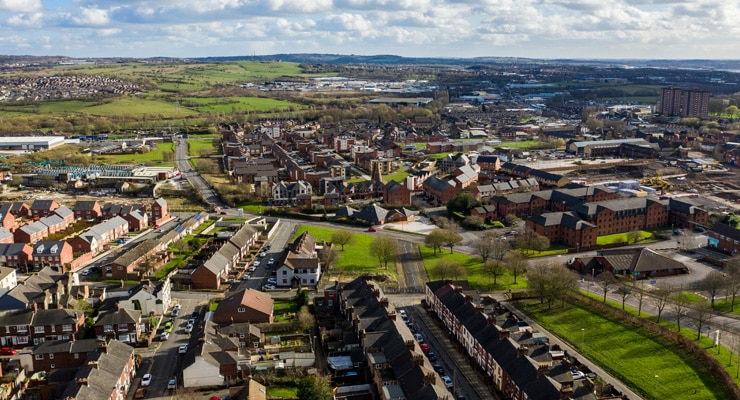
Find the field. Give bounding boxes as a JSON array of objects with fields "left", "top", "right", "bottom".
[
  {"left": 420, "top": 244, "right": 528, "bottom": 291},
  {"left": 94, "top": 142, "right": 176, "bottom": 166},
  {"left": 181, "top": 96, "right": 303, "bottom": 113},
  {"left": 519, "top": 299, "right": 730, "bottom": 399},
  {"left": 187, "top": 138, "right": 217, "bottom": 157}
]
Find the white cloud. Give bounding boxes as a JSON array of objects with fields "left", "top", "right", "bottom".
[
  {"left": 5, "top": 11, "right": 43, "bottom": 27},
  {"left": 0, "top": 0, "right": 40, "bottom": 12},
  {"left": 97, "top": 28, "right": 121, "bottom": 37},
  {"left": 71, "top": 7, "right": 110, "bottom": 26}
]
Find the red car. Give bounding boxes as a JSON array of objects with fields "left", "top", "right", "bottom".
[
  {"left": 367, "top": 226, "right": 377, "bottom": 232},
  {"left": 420, "top": 343, "right": 430, "bottom": 353},
  {"left": 0, "top": 347, "right": 16, "bottom": 355}
]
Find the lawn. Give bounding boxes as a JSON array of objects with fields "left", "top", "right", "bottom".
[
  {"left": 94, "top": 142, "right": 176, "bottom": 166},
  {"left": 187, "top": 138, "right": 217, "bottom": 157},
  {"left": 385, "top": 168, "right": 410, "bottom": 183},
  {"left": 596, "top": 230, "right": 657, "bottom": 246},
  {"left": 294, "top": 225, "right": 396, "bottom": 279},
  {"left": 84, "top": 97, "right": 198, "bottom": 117},
  {"left": 181, "top": 96, "right": 303, "bottom": 113},
  {"left": 419, "top": 244, "right": 528, "bottom": 291},
  {"left": 266, "top": 387, "right": 298, "bottom": 398},
  {"left": 273, "top": 300, "right": 300, "bottom": 322},
  {"left": 519, "top": 299, "right": 730, "bottom": 399}
]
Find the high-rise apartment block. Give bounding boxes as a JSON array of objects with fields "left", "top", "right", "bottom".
[{"left": 658, "top": 87, "right": 710, "bottom": 117}]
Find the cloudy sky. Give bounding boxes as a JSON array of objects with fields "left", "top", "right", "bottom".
[{"left": 0, "top": 0, "right": 736, "bottom": 59}]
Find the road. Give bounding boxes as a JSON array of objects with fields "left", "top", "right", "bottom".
[
  {"left": 397, "top": 240, "right": 428, "bottom": 291},
  {"left": 175, "top": 135, "right": 225, "bottom": 208},
  {"left": 231, "top": 220, "right": 297, "bottom": 292}
]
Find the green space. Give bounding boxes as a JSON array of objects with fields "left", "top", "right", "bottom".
[
  {"left": 273, "top": 300, "right": 300, "bottom": 323},
  {"left": 518, "top": 243, "right": 570, "bottom": 258},
  {"left": 385, "top": 168, "right": 410, "bottom": 183},
  {"left": 187, "top": 138, "right": 217, "bottom": 157},
  {"left": 293, "top": 225, "right": 396, "bottom": 278},
  {"left": 518, "top": 299, "right": 729, "bottom": 400},
  {"left": 595, "top": 230, "right": 657, "bottom": 246},
  {"left": 266, "top": 387, "right": 298, "bottom": 398},
  {"left": 498, "top": 140, "right": 546, "bottom": 149},
  {"left": 181, "top": 96, "right": 303, "bottom": 114},
  {"left": 420, "top": 244, "right": 528, "bottom": 291},
  {"left": 84, "top": 97, "right": 198, "bottom": 117},
  {"left": 94, "top": 142, "right": 175, "bottom": 166}
]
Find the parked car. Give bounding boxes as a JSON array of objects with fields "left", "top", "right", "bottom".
[
  {"left": 259, "top": 252, "right": 267, "bottom": 257},
  {"left": 178, "top": 345, "right": 188, "bottom": 354},
  {"left": 135, "top": 388, "right": 147, "bottom": 399},
  {"left": 571, "top": 370, "right": 585, "bottom": 380},
  {"left": 414, "top": 333, "right": 423, "bottom": 343},
  {"left": 420, "top": 343, "right": 430, "bottom": 352},
  {"left": 248, "top": 265, "right": 257, "bottom": 272},
  {"left": 184, "top": 324, "right": 193, "bottom": 334},
  {"left": 263, "top": 284, "right": 276, "bottom": 290},
  {"left": 265, "top": 244, "right": 271, "bottom": 250},
  {"left": 171, "top": 308, "right": 179, "bottom": 317},
  {"left": 173, "top": 303, "right": 181, "bottom": 310},
  {"left": 188, "top": 318, "right": 196, "bottom": 326},
  {"left": 267, "top": 277, "right": 277, "bottom": 285},
  {"left": 242, "top": 274, "right": 251, "bottom": 280},
  {"left": 267, "top": 258, "right": 275, "bottom": 265},
  {"left": 427, "top": 352, "right": 437, "bottom": 361},
  {"left": 163, "top": 322, "right": 173, "bottom": 332},
  {"left": 160, "top": 332, "right": 170, "bottom": 341},
  {"left": 433, "top": 364, "right": 445, "bottom": 374},
  {"left": 167, "top": 378, "right": 177, "bottom": 390},
  {"left": 441, "top": 376, "right": 454, "bottom": 389},
  {"left": 141, "top": 374, "right": 152, "bottom": 387},
  {"left": 0, "top": 347, "right": 16, "bottom": 355},
  {"left": 82, "top": 269, "right": 90, "bottom": 276},
  {"left": 252, "top": 261, "right": 261, "bottom": 267},
  {"left": 693, "top": 226, "right": 706, "bottom": 233},
  {"left": 367, "top": 226, "right": 377, "bottom": 232}
]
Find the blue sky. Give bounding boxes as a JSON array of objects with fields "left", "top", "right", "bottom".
[{"left": 0, "top": 0, "right": 735, "bottom": 59}]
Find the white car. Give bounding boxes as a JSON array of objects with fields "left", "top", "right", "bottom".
[
  {"left": 141, "top": 374, "right": 152, "bottom": 387},
  {"left": 252, "top": 261, "right": 261, "bottom": 267},
  {"left": 173, "top": 303, "right": 181, "bottom": 310},
  {"left": 248, "top": 265, "right": 257, "bottom": 272},
  {"left": 267, "top": 277, "right": 277, "bottom": 285},
  {"left": 178, "top": 345, "right": 188, "bottom": 354},
  {"left": 267, "top": 258, "right": 275, "bottom": 265},
  {"left": 160, "top": 332, "right": 170, "bottom": 341},
  {"left": 263, "top": 284, "right": 276, "bottom": 290},
  {"left": 241, "top": 274, "right": 251, "bottom": 281},
  {"left": 184, "top": 324, "right": 193, "bottom": 333},
  {"left": 259, "top": 252, "right": 267, "bottom": 257},
  {"left": 571, "top": 370, "right": 585, "bottom": 380}
]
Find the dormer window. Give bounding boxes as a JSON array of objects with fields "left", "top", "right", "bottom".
[{"left": 50, "top": 245, "right": 58, "bottom": 254}]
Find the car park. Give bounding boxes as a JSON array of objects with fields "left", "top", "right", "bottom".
[
  {"left": 441, "top": 376, "right": 454, "bottom": 389},
  {"left": 0, "top": 347, "right": 16, "bottom": 355},
  {"left": 178, "top": 345, "right": 188, "bottom": 354},
  {"left": 141, "top": 374, "right": 152, "bottom": 387}
]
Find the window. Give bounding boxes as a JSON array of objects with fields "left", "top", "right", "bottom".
[
  {"left": 17, "top": 336, "right": 28, "bottom": 344},
  {"left": 74, "top": 353, "right": 79, "bottom": 359},
  {"left": 237, "top": 307, "right": 246, "bottom": 313},
  {"left": 35, "top": 354, "right": 43, "bottom": 360},
  {"left": 239, "top": 334, "right": 245, "bottom": 338},
  {"left": 50, "top": 363, "right": 55, "bottom": 369},
  {"left": 375, "top": 363, "right": 383, "bottom": 370},
  {"left": 62, "top": 324, "right": 72, "bottom": 332},
  {"left": 49, "top": 353, "right": 54, "bottom": 359},
  {"left": 17, "top": 325, "right": 27, "bottom": 333},
  {"left": 35, "top": 327, "right": 45, "bottom": 334}
]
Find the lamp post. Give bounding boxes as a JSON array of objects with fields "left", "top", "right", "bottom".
[
  {"left": 654, "top": 375, "right": 659, "bottom": 399},
  {"left": 576, "top": 242, "right": 579, "bottom": 253},
  {"left": 581, "top": 328, "right": 585, "bottom": 353}
]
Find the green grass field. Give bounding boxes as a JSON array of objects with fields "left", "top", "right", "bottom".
[
  {"left": 519, "top": 299, "right": 730, "bottom": 399},
  {"left": 596, "top": 230, "right": 656, "bottom": 245},
  {"left": 266, "top": 387, "right": 298, "bottom": 398},
  {"left": 181, "top": 96, "right": 303, "bottom": 113},
  {"left": 385, "top": 168, "right": 410, "bottom": 183},
  {"left": 420, "top": 244, "right": 528, "bottom": 291},
  {"left": 294, "top": 225, "right": 395, "bottom": 278},
  {"left": 94, "top": 142, "right": 176, "bottom": 166},
  {"left": 84, "top": 97, "right": 198, "bottom": 117},
  {"left": 187, "top": 138, "right": 217, "bottom": 156}
]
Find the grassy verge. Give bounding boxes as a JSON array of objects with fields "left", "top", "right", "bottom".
[
  {"left": 596, "top": 230, "right": 657, "bottom": 246},
  {"left": 518, "top": 299, "right": 730, "bottom": 399}
]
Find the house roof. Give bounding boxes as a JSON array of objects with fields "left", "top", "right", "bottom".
[
  {"left": 213, "top": 288, "right": 274, "bottom": 321},
  {"left": 529, "top": 212, "right": 596, "bottom": 230},
  {"left": 61, "top": 340, "right": 134, "bottom": 400},
  {"left": 95, "top": 308, "right": 141, "bottom": 326},
  {"left": 33, "top": 241, "right": 70, "bottom": 256},
  {"left": 354, "top": 203, "right": 389, "bottom": 224},
  {"left": 73, "top": 201, "right": 99, "bottom": 211},
  {"left": 598, "top": 247, "right": 688, "bottom": 273},
  {"left": 32, "top": 338, "right": 99, "bottom": 355},
  {"left": 710, "top": 222, "right": 740, "bottom": 241},
  {"left": 32, "top": 309, "right": 80, "bottom": 327},
  {"left": 30, "top": 200, "right": 57, "bottom": 210},
  {"left": 52, "top": 205, "right": 74, "bottom": 220}
]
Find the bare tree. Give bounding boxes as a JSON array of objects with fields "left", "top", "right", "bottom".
[
  {"left": 424, "top": 229, "right": 448, "bottom": 255},
  {"left": 631, "top": 280, "right": 647, "bottom": 316},
  {"left": 615, "top": 284, "right": 632, "bottom": 310},
  {"left": 369, "top": 236, "right": 399, "bottom": 270},
  {"left": 505, "top": 251, "right": 528, "bottom": 284},
  {"left": 726, "top": 259, "right": 740, "bottom": 311},
  {"left": 653, "top": 286, "right": 672, "bottom": 323},
  {"left": 482, "top": 260, "right": 506, "bottom": 288},
  {"left": 442, "top": 230, "right": 463, "bottom": 254},
  {"left": 597, "top": 273, "right": 618, "bottom": 303},
  {"left": 700, "top": 270, "right": 726, "bottom": 308},
  {"left": 474, "top": 234, "right": 510, "bottom": 263},
  {"left": 331, "top": 229, "right": 355, "bottom": 251},
  {"left": 527, "top": 262, "right": 577, "bottom": 310},
  {"left": 432, "top": 259, "right": 466, "bottom": 280},
  {"left": 689, "top": 302, "right": 714, "bottom": 340},
  {"left": 318, "top": 247, "right": 340, "bottom": 272},
  {"left": 671, "top": 291, "right": 691, "bottom": 332}
]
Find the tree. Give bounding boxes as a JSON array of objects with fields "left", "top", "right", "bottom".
[
  {"left": 446, "top": 192, "right": 480, "bottom": 215},
  {"left": 631, "top": 280, "right": 647, "bottom": 316},
  {"left": 689, "top": 302, "right": 713, "bottom": 340},
  {"left": 424, "top": 229, "right": 448, "bottom": 255},
  {"left": 297, "top": 376, "right": 333, "bottom": 400},
  {"left": 432, "top": 259, "right": 466, "bottom": 280},
  {"left": 626, "top": 231, "right": 642, "bottom": 244},
  {"left": 369, "top": 236, "right": 399, "bottom": 269},
  {"left": 700, "top": 270, "right": 726, "bottom": 308},
  {"left": 297, "top": 306, "right": 314, "bottom": 331},
  {"left": 615, "top": 284, "right": 632, "bottom": 310},
  {"left": 514, "top": 232, "right": 549, "bottom": 254},
  {"left": 318, "top": 247, "right": 340, "bottom": 272},
  {"left": 482, "top": 260, "right": 506, "bottom": 287},
  {"left": 331, "top": 229, "right": 354, "bottom": 251},
  {"left": 527, "top": 262, "right": 577, "bottom": 310},
  {"left": 442, "top": 230, "right": 463, "bottom": 254},
  {"left": 671, "top": 291, "right": 691, "bottom": 332},
  {"left": 652, "top": 286, "right": 672, "bottom": 323},
  {"left": 725, "top": 257, "right": 740, "bottom": 311},
  {"left": 505, "top": 251, "right": 528, "bottom": 284},
  {"left": 296, "top": 288, "right": 310, "bottom": 308},
  {"left": 473, "top": 233, "right": 508, "bottom": 262},
  {"left": 462, "top": 215, "right": 484, "bottom": 229},
  {"left": 597, "top": 273, "right": 618, "bottom": 303}
]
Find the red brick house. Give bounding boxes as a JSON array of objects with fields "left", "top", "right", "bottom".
[
  {"left": 14, "top": 221, "right": 49, "bottom": 243},
  {"left": 572, "top": 247, "right": 689, "bottom": 279},
  {"left": 51, "top": 206, "right": 75, "bottom": 226},
  {"left": 212, "top": 288, "right": 273, "bottom": 325},
  {"left": 123, "top": 209, "right": 148, "bottom": 231},
  {"left": 707, "top": 223, "right": 740, "bottom": 255},
  {"left": 0, "top": 227, "right": 13, "bottom": 244},
  {"left": 30, "top": 200, "right": 59, "bottom": 219},
  {"left": 94, "top": 307, "right": 143, "bottom": 345},
  {"left": 0, "top": 209, "right": 15, "bottom": 231},
  {"left": 526, "top": 212, "right": 599, "bottom": 247},
  {"left": 72, "top": 201, "right": 102, "bottom": 221},
  {"left": 0, "top": 243, "right": 33, "bottom": 268},
  {"left": 668, "top": 198, "right": 709, "bottom": 229},
  {"left": 151, "top": 198, "right": 169, "bottom": 226},
  {"left": 30, "top": 308, "right": 85, "bottom": 345},
  {"left": 1, "top": 202, "right": 30, "bottom": 218},
  {"left": 31, "top": 241, "right": 74, "bottom": 270},
  {"left": 422, "top": 176, "right": 458, "bottom": 204},
  {"left": 191, "top": 252, "right": 229, "bottom": 290},
  {"left": 31, "top": 338, "right": 99, "bottom": 372},
  {"left": 383, "top": 180, "right": 412, "bottom": 206},
  {"left": 58, "top": 340, "right": 136, "bottom": 400}
]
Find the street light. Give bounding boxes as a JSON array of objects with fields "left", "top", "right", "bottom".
[
  {"left": 581, "top": 328, "right": 585, "bottom": 353},
  {"left": 654, "top": 375, "right": 659, "bottom": 399}
]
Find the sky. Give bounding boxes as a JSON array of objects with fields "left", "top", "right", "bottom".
[{"left": 0, "top": 0, "right": 737, "bottom": 59}]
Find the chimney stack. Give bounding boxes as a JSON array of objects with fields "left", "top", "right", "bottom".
[
  {"left": 454, "top": 286, "right": 463, "bottom": 293},
  {"left": 76, "top": 378, "right": 88, "bottom": 386},
  {"left": 380, "top": 297, "right": 389, "bottom": 308},
  {"left": 412, "top": 354, "right": 424, "bottom": 366},
  {"left": 387, "top": 311, "right": 396, "bottom": 321},
  {"left": 487, "top": 315, "right": 496, "bottom": 326},
  {"left": 423, "top": 372, "right": 436, "bottom": 385},
  {"left": 475, "top": 305, "right": 485, "bottom": 314},
  {"left": 115, "top": 302, "right": 120, "bottom": 311},
  {"left": 87, "top": 361, "right": 99, "bottom": 369},
  {"left": 464, "top": 295, "right": 473, "bottom": 303},
  {"left": 97, "top": 340, "right": 108, "bottom": 354},
  {"left": 404, "top": 340, "right": 415, "bottom": 351}
]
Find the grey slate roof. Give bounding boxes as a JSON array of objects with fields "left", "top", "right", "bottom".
[{"left": 95, "top": 308, "right": 141, "bottom": 326}]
